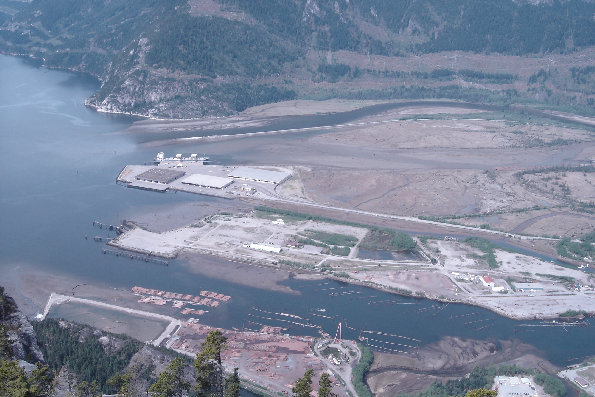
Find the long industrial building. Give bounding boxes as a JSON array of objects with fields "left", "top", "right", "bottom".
[
  {"left": 181, "top": 174, "right": 232, "bottom": 189},
  {"left": 229, "top": 167, "right": 290, "bottom": 184},
  {"left": 136, "top": 168, "right": 185, "bottom": 184}
]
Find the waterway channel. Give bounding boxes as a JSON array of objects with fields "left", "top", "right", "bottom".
[{"left": 0, "top": 55, "right": 593, "bottom": 369}]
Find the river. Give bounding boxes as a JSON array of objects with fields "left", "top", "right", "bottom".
[{"left": 0, "top": 55, "right": 593, "bottom": 368}]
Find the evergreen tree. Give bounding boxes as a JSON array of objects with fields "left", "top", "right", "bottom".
[
  {"left": 107, "top": 371, "right": 134, "bottom": 396},
  {"left": 195, "top": 330, "right": 228, "bottom": 397},
  {"left": 149, "top": 357, "right": 190, "bottom": 397},
  {"left": 0, "top": 325, "right": 13, "bottom": 359},
  {"left": 0, "top": 360, "right": 30, "bottom": 397},
  {"left": 293, "top": 369, "right": 314, "bottom": 397},
  {"left": 29, "top": 362, "right": 54, "bottom": 397},
  {"left": 224, "top": 368, "right": 241, "bottom": 397},
  {"left": 318, "top": 373, "right": 336, "bottom": 397},
  {"left": 200, "top": 330, "right": 227, "bottom": 365},
  {"left": 75, "top": 380, "right": 100, "bottom": 397}
]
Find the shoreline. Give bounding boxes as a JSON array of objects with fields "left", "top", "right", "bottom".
[
  {"left": 105, "top": 235, "right": 594, "bottom": 322},
  {"left": 318, "top": 271, "right": 595, "bottom": 321},
  {"left": 3, "top": 52, "right": 595, "bottom": 126}
]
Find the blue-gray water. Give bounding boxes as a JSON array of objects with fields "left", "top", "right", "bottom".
[{"left": 1, "top": 55, "right": 593, "bottom": 367}]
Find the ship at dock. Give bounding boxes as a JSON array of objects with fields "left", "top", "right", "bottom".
[{"left": 154, "top": 152, "right": 210, "bottom": 164}]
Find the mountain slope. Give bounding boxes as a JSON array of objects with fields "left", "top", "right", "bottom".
[{"left": 1, "top": 0, "right": 594, "bottom": 118}]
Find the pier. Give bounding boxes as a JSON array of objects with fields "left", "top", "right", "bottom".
[
  {"left": 102, "top": 248, "right": 169, "bottom": 266},
  {"left": 92, "top": 220, "right": 124, "bottom": 234}
]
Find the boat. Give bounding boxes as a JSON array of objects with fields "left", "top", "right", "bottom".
[{"left": 154, "top": 152, "right": 210, "bottom": 164}]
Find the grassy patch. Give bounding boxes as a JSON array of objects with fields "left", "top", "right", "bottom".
[
  {"left": 418, "top": 236, "right": 437, "bottom": 244},
  {"left": 329, "top": 246, "right": 351, "bottom": 256},
  {"left": 296, "top": 237, "right": 328, "bottom": 248},
  {"left": 559, "top": 309, "right": 588, "bottom": 317},
  {"left": 464, "top": 238, "right": 500, "bottom": 269},
  {"left": 333, "top": 272, "right": 350, "bottom": 278},
  {"left": 352, "top": 344, "right": 374, "bottom": 397},
  {"left": 321, "top": 346, "right": 341, "bottom": 360},
  {"left": 418, "top": 366, "right": 559, "bottom": 397},
  {"left": 534, "top": 373, "right": 567, "bottom": 397},
  {"left": 278, "top": 259, "right": 315, "bottom": 270},
  {"left": 536, "top": 273, "right": 576, "bottom": 284},
  {"left": 304, "top": 230, "right": 358, "bottom": 247},
  {"left": 255, "top": 206, "right": 417, "bottom": 252},
  {"left": 360, "top": 229, "right": 416, "bottom": 251},
  {"left": 556, "top": 231, "right": 595, "bottom": 261},
  {"left": 254, "top": 209, "right": 306, "bottom": 223}
]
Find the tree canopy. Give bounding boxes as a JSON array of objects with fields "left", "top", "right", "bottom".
[
  {"left": 293, "top": 369, "right": 314, "bottom": 397},
  {"left": 149, "top": 357, "right": 190, "bottom": 397},
  {"left": 318, "top": 372, "right": 336, "bottom": 397},
  {"left": 0, "top": 360, "right": 54, "bottom": 397},
  {"left": 195, "top": 330, "right": 228, "bottom": 397},
  {"left": 224, "top": 368, "right": 241, "bottom": 397},
  {"left": 465, "top": 388, "right": 497, "bottom": 397}
]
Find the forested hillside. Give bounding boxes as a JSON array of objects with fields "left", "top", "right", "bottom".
[
  {"left": 0, "top": 0, "right": 594, "bottom": 118},
  {"left": 0, "top": 286, "right": 243, "bottom": 396}
]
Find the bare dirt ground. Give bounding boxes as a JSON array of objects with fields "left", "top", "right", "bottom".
[
  {"left": 310, "top": 116, "right": 593, "bottom": 150},
  {"left": 367, "top": 337, "right": 549, "bottom": 397},
  {"left": 241, "top": 99, "right": 387, "bottom": 118},
  {"left": 455, "top": 209, "right": 595, "bottom": 238},
  {"left": 521, "top": 171, "right": 595, "bottom": 204},
  {"left": 260, "top": 108, "right": 594, "bottom": 228},
  {"left": 349, "top": 270, "right": 459, "bottom": 300},
  {"left": 293, "top": 167, "right": 563, "bottom": 216},
  {"left": 170, "top": 322, "right": 353, "bottom": 396},
  {"left": 126, "top": 200, "right": 251, "bottom": 233}
]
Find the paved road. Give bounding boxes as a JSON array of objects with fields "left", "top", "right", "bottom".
[{"left": 260, "top": 190, "right": 559, "bottom": 242}]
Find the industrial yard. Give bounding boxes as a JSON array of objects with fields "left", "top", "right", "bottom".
[
  {"left": 559, "top": 361, "right": 595, "bottom": 396},
  {"left": 167, "top": 322, "right": 358, "bottom": 396},
  {"left": 117, "top": 155, "right": 293, "bottom": 200},
  {"left": 109, "top": 208, "right": 595, "bottom": 320},
  {"left": 39, "top": 288, "right": 358, "bottom": 397},
  {"left": 24, "top": 99, "right": 595, "bottom": 394}
]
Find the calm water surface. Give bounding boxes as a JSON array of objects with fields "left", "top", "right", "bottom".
[{"left": 1, "top": 55, "right": 593, "bottom": 367}]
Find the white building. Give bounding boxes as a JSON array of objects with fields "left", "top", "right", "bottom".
[
  {"left": 494, "top": 376, "right": 538, "bottom": 397},
  {"left": 229, "top": 167, "right": 291, "bottom": 184},
  {"left": 249, "top": 244, "right": 281, "bottom": 253}
]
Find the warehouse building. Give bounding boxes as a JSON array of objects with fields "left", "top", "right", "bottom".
[
  {"left": 136, "top": 168, "right": 185, "bottom": 184},
  {"left": 181, "top": 174, "right": 232, "bottom": 189},
  {"left": 229, "top": 167, "right": 290, "bottom": 184},
  {"left": 494, "top": 376, "right": 538, "bottom": 397}
]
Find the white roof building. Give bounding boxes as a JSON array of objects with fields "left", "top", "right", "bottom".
[
  {"left": 181, "top": 174, "right": 232, "bottom": 189},
  {"left": 249, "top": 244, "right": 281, "bottom": 253},
  {"left": 229, "top": 167, "right": 291, "bottom": 184}
]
